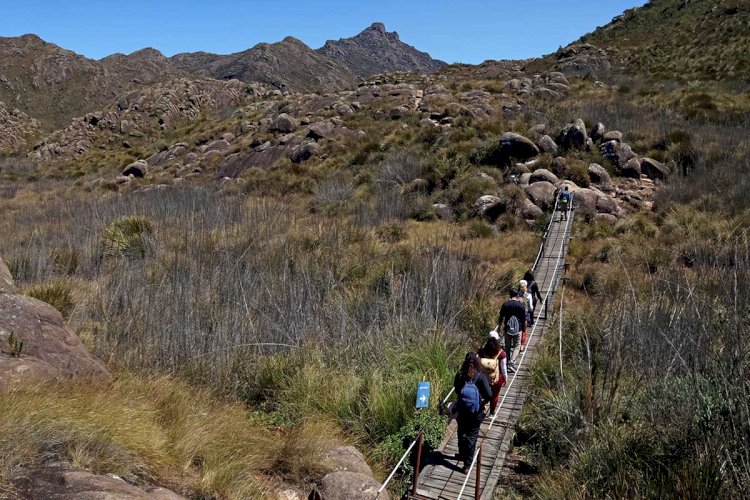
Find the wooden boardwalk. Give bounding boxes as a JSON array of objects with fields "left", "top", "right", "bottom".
[{"left": 413, "top": 211, "right": 573, "bottom": 500}]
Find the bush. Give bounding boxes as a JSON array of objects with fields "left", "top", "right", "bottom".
[
  {"left": 23, "top": 281, "right": 76, "bottom": 319},
  {"left": 100, "top": 216, "right": 154, "bottom": 260},
  {"left": 564, "top": 160, "right": 590, "bottom": 187},
  {"left": 462, "top": 219, "right": 495, "bottom": 239}
]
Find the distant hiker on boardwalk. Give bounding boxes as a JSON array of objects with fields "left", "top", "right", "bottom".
[
  {"left": 518, "top": 280, "right": 534, "bottom": 352},
  {"left": 524, "top": 270, "right": 543, "bottom": 314},
  {"left": 453, "top": 352, "right": 491, "bottom": 473},
  {"left": 498, "top": 289, "right": 526, "bottom": 373},
  {"left": 558, "top": 185, "right": 572, "bottom": 221},
  {"left": 478, "top": 336, "right": 507, "bottom": 414}
]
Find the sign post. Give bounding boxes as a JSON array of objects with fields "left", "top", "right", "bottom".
[{"left": 416, "top": 380, "right": 430, "bottom": 409}]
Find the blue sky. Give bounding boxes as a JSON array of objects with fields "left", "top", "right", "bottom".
[{"left": 4, "top": 1, "right": 648, "bottom": 63}]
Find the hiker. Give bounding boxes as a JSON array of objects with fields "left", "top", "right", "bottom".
[
  {"left": 478, "top": 337, "right": 507, "bottom": 414},
  {"left": 498, "top": 289, "right": 526, "bottom": 373},
  {"left": 524, "top": 270, "right": 543, "bottom": 314},
  {"left": 518, "top": 280, "right": 534, "bottom": 352},
  {"left": 558, "top": 185, "right": 572, "bottom": 221},
  {"left": 453, "top": 352, "right": 491, "bottom": 473}
]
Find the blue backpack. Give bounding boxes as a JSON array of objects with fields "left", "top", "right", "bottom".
[{"left": 458, "top": 379, "right": 481, "bottom": 414}]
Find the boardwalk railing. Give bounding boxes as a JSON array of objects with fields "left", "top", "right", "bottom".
[{"left": 377, "top": 195, "right": 573, "bottom": 499}]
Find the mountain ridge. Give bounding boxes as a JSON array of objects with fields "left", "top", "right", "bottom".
[{"left": 0, "top": 23, "right": 446, "bottom": 134}]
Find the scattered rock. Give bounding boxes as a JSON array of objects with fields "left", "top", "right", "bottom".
[
  {"left": 322, "top": 446, "right": 373, "bottom": 476},
  {"left": 497, "top": 132, "right": 540, "bottom": 164},
  {"left": 590, "top": 122, "right": 605, "bottom": 143},
  {"left": 271, "top": 113, "right": 297, "bottom": 133},
  {"left": 559, "top": 119, "right": 588, "bottom": 150},
  {"left": 602, "top": 131, "right": 623, "bottom": 143},
  {"left": 640, "top": 157, "right": 669, "bottom": 180},
  {"left": 521, "top": 198, "right": 544, "bottom": 220},
  {"left": 307, "top": 122, "right": 335, "bottom": 140},
  {"left": 202, "top": 150, "right": 225, "bottom": 163},
  {"left": 547, "top": 82, "right": 570, "bottom": 93},
  {"left": 512, "top": 163, "right": 530, "bottom": 174},
  {"left": 14, "top": 463, "right": 185, "bottom": 499},
  {"left": 146, "top": 143, "right": 188, "bottom": 167},
  {"left": 528, "top": 124, "right": 546, "bottom": 137},
  {"left": 555, "top": 43, "right": 612, "bottom": 77},
  {"left": 433, "top": 203, "right": 454, "bottom": 221},
  {"left": 471, "top": 195, "right": 502, "bottom": 218},
  {"left": 313, "top": 472, "right": 388, "bottom": 500},
  {"left": 290, "top": 142, "right": 318, "bottom": 163},
  {"left": 595, "top": 194, "right": 620, "bottom": 216},
  {"left": 276, "top": 489, "right": 305, "bottom": 500},
  {"left": 595, "top": 213, "right": 618, "bottom": 225},
  {"left": 203, "top": 139, "right": 231, "bottom": 153},
  {"left": 529, "top": 168, "right": 559, "bottom": 185},
  {"left": 402, "top": 178, "right": 429, "bottom": 194},
  {"left": 621, "top": 157, "right": 642, "bottom": 178},
  {"left": 122, "top": 160, "right": 148, "bottom": 177},
  {"left": 525, "top": 181, "right": 556, "bottom": 208},
  {"left": 389, "top": 106, "right": 409, "bottom": 119},
  {"left": 588, "top": 163, "right": 613, "bottom": 192},
  {"left": 537, "top": 135, "right": 558, "bottom": 155},
  {"left": 548, "top": 72, "right": 569, "bottom": 85},
  {"left": 600, "top": 140, "right": 636, "bottom": 167}
]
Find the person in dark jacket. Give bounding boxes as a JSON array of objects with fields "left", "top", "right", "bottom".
[
  {"left": 524, "top": 270, "right": 542, "bottom": 313},
  {"left": 498, "top": 289, "right": 527, "bottom": 373},
  {"left": 453, "top": 352, "right": 490, "bottom": 473}
]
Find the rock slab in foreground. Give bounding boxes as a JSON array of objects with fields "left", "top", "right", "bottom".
[
  {"left": 14, "top": 463, "right": 184, "bottom": 499},
  {"left": 0, "top": 257, "right": 111, "bottom": 392}
]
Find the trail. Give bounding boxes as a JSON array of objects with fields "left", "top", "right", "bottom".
[{"left": 412, "top": 208, "right": 574, "bottom": 499}]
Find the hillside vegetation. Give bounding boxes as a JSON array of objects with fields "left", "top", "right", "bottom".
[
  {"left": 0, "top": 1, "right": 748, "bottom": 498},
  {"left": 581, "top": 0, "right": 750, "bottom": 82}
]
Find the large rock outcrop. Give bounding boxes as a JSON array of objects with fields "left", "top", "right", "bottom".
[
  {"left": 0, "top": 257, "right": 111, "bottom": 391},
  {"left": 14, "top": 463, "right": 184, "bottom": 499},
  {"left": 311, "top": 445, "right": 389, "bottom": 500}
]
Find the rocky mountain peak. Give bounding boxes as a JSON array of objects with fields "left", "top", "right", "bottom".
[
  {"left": 365, "top": 22, "right": 387, "bottom": 34},
  {"left": 317, "top": 22, "right": 444, "bottom": 78}
]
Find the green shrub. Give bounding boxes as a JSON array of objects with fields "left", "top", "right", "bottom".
[
  {"left": 564, "top": 160, "right": 590, "bottom": 187},
  {"left": 462, "top": 219, "right": 494, "bottom": 239},
  {"left": 23, "top": 281, "right": 76, "bottom": 319},
  {"left": 101, "top": 216, "right": 154, "bottom": 260}
]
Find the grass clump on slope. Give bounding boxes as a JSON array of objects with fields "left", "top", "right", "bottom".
[{"left": 0, "top": 375, "right": 342, "bottom": 499}]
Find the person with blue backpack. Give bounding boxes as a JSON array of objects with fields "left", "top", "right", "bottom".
[
  {"left": 453, "top": 352, "right": 492, "bottom": 473},
  {"left": 558, "top": 185, "right": 572, "bottom": 221}
]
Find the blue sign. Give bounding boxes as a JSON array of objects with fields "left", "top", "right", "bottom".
[{"left": 416, "top": 381, "right": 431, "bottom": 409}]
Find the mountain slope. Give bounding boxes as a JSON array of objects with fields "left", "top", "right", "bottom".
[
  {"left": 170, "top": 37, "right": 357, "bottom": 92},
  {"left": 0, "top": 36, "right": 184, "bottom": 130},
  {"left": 578, "top": 0, "right": 749, "bottom": 81},
  {"left": 318, "top": 22, "right": 446, "bottom": 78}
]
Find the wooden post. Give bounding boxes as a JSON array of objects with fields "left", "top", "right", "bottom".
[
  {"left": 411, "top": 431, "right": 423, "bottom": 497},
  {"left": 474, "top": 445, "right": 482, "bottom": 500}
]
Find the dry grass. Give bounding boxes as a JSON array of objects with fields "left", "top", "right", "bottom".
[{"left": 0, "top": 374, "right": 343, "bottom": 499}]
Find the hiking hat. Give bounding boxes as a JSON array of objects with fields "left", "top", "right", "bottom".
[
  {"left": 509, "top": 289, "right": 520, "bottom": 298},
  {"left": 519, "top": 279, "right": 528, "bottom": 288}
]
